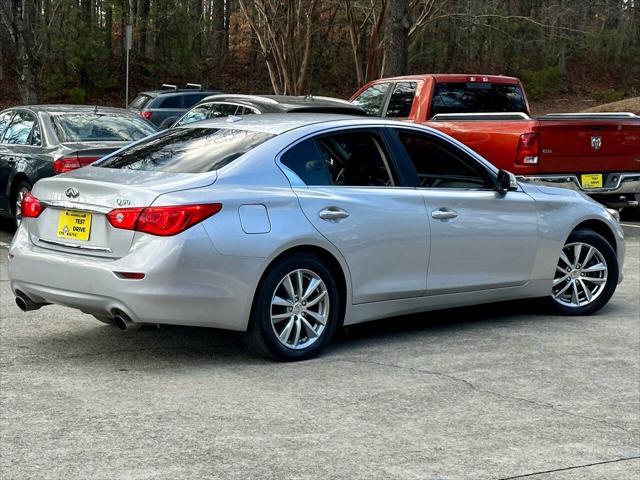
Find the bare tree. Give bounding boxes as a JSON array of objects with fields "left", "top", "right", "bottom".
[
  {"left": 238, "top": 0, "right": 319, "bottom": 95},
  {"left": 0, "top": 0, "right": 38, "bottom": 103},
  {"left": 344, "top": 0, "right": 386, "bottom": 85},
  {"left": 381, "top": 0, "right": 410, "bottom": 76}
]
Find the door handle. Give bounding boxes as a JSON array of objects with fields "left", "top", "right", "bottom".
[
  {"left": 319, "top": 207, "right": 350, "bottom": 221},
  {"left": 431, "top": 208, "right": 459, "bottom": 220}
]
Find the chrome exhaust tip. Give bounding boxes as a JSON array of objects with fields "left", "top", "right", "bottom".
[
  {"left": 15, "top": 293, "right": 45, "bottom": 312},
  {"left": 112, "top": 313, "right": 140, "bottom": 331}
]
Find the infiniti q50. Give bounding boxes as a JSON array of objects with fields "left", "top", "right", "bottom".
[{"left": 8, "top": 114, "right": 625, "bottom": 360}]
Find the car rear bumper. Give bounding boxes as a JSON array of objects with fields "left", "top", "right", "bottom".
[
  {"left": 7, "top": 225, "right": 265, "bottom": 331},
  {"left": 518, "top": 172, "right": 640, "bottom": 196}
]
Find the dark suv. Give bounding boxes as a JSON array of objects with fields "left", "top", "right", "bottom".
[{"left": 128, "top": 84, "right": 221, "bottom": 128}]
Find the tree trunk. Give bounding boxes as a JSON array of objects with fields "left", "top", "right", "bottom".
[
  {"left": 212, "top": 0, "right": 224, "bottom": 62},
  {"left": 382, "top": 0, "right": 410, "bottom": 77}
]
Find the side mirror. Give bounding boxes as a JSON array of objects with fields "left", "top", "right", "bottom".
[{"left": 495, "top": 169, "right": 518, "bottom": 194}]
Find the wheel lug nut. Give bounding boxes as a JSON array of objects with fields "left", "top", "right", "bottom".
[
  {"left": 302, "top": 301, "right": 306, "bottom": 306},
  {"left": 288, "top": 307, "right": 292, "bottom": 312},
  {"left": 576, "top": 264, "right": 581, "bottom": 269},
  {"left": 566, "top": 267, "right": 571, "bottom": 272},
  {"left": 580, "top": 273, "right": 585, "bottom": 277}
]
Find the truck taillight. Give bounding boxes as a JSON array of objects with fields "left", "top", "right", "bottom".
[
  {"left": 106, "top": 203, "right": 222, "bottom": 236},
  {"left": 21, "top": 192, "right": 44, "bottom": 218},
  {"left": 53, "top": 156, "right": 100, "bottom": 174},
  {"left": 516, "top": 132, "right": 540, "bottom": 165}
]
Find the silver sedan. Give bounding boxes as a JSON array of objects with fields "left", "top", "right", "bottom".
[{"left": 8, "top": 114, "right": 625, "bottom": 360}]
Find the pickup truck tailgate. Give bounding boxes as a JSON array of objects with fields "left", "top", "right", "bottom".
[{"left": 537, "top": 118, "right": 640, "bottom": 173}]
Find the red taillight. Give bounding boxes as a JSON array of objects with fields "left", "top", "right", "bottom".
[
  {"left": 53, "top": 156, "right": 100, "bottom": 174},
  {"left": 106, "top": 203, "right": 222, "bottom": 236},
  {"left": 516, "top": 132, "right": 540, "bottom": 165},
  {"left": 140, "top": 111, "right": 152, "bottom": 120},
  {"left": 21, "top": 192, "right": 44, "bottom": 218}
]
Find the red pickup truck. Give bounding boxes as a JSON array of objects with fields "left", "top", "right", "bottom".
[{"left": 350, "top": 74, "right": 640, "bottom": 209}]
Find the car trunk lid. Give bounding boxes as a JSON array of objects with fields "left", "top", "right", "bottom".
[{"left": 28, "top": 167, "right": 217, "bottom": 258}]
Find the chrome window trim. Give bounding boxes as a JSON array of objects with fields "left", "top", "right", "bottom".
[
  {"left": 38, "top": 238, "right": 113, "bottom": 253},
  {"left": 40, "top": 200, "right": 112, "bottom": 214}
]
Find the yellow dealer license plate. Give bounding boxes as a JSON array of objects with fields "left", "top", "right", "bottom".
[
  {"left": 57, "top": 210, "right": 92, "bottom": 241},
  {"left": 581, "top": 174, "right": 603, "bottom": 189}
]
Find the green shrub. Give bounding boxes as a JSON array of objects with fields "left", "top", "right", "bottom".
[
  {"left": 67, "top": 87, "right": 86, "bottom": 104},
  {"left": 522, "top": 67, "right": 567, "bottom": 100},
  {"left": 594, "top": 89, "right": 626, "bottom": 104}
]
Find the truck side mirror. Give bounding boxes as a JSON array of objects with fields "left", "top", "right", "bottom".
[{"left": 496, "top": 169, "right": 518, "bottom": 194}]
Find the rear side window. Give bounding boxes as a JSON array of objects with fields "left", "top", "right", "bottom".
[
  {"left": 52, "top": 113, "right": 157, "bottom": 142},
  {"left": 129, "top": 95, "right": 152, "bottom": 109},
  {"left": 282, "top": 130, "right": 395, "bottom": 187},
  {"left": 159, "top": 96, "right": 182, "bottom": 108},
  {"left": 95, "top": 127, "right": 274, "bottom": 173},
  {"left": 430, "top": 82, "right": 527, "bottom": 117},
  {"left": 210, "top": 103, "right": 242, "bottom": 118},
  {"left": 183, "top": 94, "right": 209, "bottom": 108},
  {"left": 2, "top": 111, "right": 37, "bottom": 145},
  {"left": 0, "top": 111, "right": 15, "bottom": 141},
  {"left": 397, "top": 130, "right": 491, "bottom": 189},
  {"left": 385, "top": 82, "right": 416, "bottom": 118},
  {"left": 351, "top": 83, "right": 391, "bottom": 117}
]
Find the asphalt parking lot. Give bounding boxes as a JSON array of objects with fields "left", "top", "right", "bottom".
[{"left": 0, "top": 220, "right": 638, "bottom": 480}]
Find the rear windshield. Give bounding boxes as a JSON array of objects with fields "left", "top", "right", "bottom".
[
  {"left": 94, "top": 127, "right": 275, "bottom": 173},
  {"left": 52, "top": 113, "right": 157, "bottom": 142},
  {"left": 430, "top": 82, "right": 527, "bottom": 117},
  {"left": 129, "top": 95, "right": 152, "bottom": 109}
]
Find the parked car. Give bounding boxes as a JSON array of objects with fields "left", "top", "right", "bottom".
[
  {"left": 0, "top": 105, "right": 157, "bottom": 228},
  {"left": 128, "top": 83, "right": 221, "bottom": 128},
  {"left": 350, "top": 74, "right": 640, "bottom": 209},
  {"left": 172, "top": 94, "right": 367, "bottom": 127},
  {"left": 8, "top": 114, "right": 624, "bottom": 361}
]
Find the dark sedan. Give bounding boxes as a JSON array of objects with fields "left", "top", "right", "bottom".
[
  {"left": 0, "top": 105, "right": 157, "bottom": 227},
  {"left": 172, "top": 94, "right": 366, "bottom": 128}
]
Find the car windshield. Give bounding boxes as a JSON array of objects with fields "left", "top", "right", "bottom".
[
  {"left": 94, "top": 127, "right": 274, "bottom": 173},
  {"left": 430, "top": 82, "right": 527, "bottom": 117},
  {"left": 52, "top": 113, "right": 157, "bottom": 142}
]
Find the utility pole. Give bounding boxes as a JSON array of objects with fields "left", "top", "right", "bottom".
[{"left": 125, "top": 25, "right": 132, "bottom": 106}]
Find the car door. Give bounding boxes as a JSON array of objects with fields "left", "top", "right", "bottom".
[
  {"left": 0, "top": 110, "right": 17, "bottom": 212},
  {"left": 279, "top": 127, "right": 430, "bottom": 304},
  {"left": 391, "top": 127, "right": 539, "bottom": 294}
]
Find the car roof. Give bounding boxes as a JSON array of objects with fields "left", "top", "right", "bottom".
[
  {"left": 176, "top": 112, "right": 422, "bottom": 135},
  {"left": 197, "top": 94, "right": 363, "bottom": 111},
  {"left": 370, "top": 74, "right": 520, "bottom": 84},
  {"left": 4, "top": 104, "right": 140, "bottom": 115},
  {"left": 138, "top": 89, "right": 221, "bottom": 97}
]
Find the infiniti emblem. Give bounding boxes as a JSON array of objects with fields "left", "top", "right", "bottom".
[
  {"left": 590, "top": 136, "right": 602, "bottom": 151},
  {"left": 65, "top": 187, "right": 79, "bottom": 198}
]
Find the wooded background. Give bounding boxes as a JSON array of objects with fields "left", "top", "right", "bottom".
[{"left": 1, "top": 0, "right": 639, "bottom": 109}]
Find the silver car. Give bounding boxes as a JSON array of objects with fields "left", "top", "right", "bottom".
[{"left": 8, "top": 114, "right": 625, "bottom": 360}]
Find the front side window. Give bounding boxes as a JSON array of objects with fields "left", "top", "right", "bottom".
[
  {"left": 282, "top": 130, "right": 395, "bottom": 187},
  {"left": 51, "top": 113, "right": 157, "bottom": 142},
  {"left": 2, "top": 111, "right": 37, "bottom": 145},
  {"left": 0, "top": 111, "right": 15, "bottom": 141},
  {"left": 175, "top": 103, "right": 212, "bottom": 127},
  {"left": 396, "top": 130, "right": 491, "bottom": 189},
  {"left": 385, "top": 82, "right": 417, "bottom": 118},
  {"left": 210, "top": 103, "right": 242, "bottom": 118},
  {"left": 95, "top": 127, "right": 274, "bottom": 173},
  {"left": 351, "top": 83, "right": 391, "bottom": 117}
]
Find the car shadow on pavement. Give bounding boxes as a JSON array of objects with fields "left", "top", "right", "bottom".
[{"left": 24, "top": 298, "right": 564, "bottom": 367}]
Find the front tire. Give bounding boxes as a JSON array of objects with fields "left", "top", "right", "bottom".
[
  {"left": 245, "top": 253, "right": 340, "bottom": 361},
  {"left": 548, "top": 229, "right": 618, "bottom": 316}
]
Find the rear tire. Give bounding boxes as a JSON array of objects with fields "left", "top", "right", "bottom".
[
  {"left": 244, "top": 253, "right": 340, "bottom": 361},
  {"left": 547, "top": 229, "right": 618, "bottom": 316}
]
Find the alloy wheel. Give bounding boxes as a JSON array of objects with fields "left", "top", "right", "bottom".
[
  {"left": 551, "top": 242, "right": 608, "bottom": 308},
  {"left": 270, "top": 269, "right": 330, "bottom": 350}
]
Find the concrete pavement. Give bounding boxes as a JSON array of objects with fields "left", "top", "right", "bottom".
[{"left": 0, "top": 223, "right": 638, "bottom": 479}]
